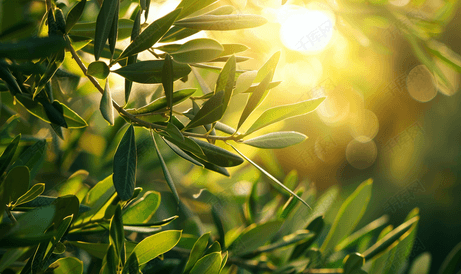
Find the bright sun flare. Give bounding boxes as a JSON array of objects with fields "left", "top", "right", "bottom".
[{"left": 278, "top": 7, "right": 335, "bottom": 53}]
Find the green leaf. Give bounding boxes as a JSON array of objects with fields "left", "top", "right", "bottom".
[
  {"left": 119, "top": 9, "right": 182, "bottom": 60},
  {"left": 108, "top": 0, "right": 120, "bottom": 59},
  {"left": 186, "top": 56, "right": 236, "bottom": 129},
  {"left": 65, "top": 0, "right": 87, "bottom": 33},
  {"left": 184, "top": 232, "right": 211, "bottom": 273},
  {"left": 52, "top": 195, "right": 79, "bottom": 228},
  {"left": 0, "top": 134, "right": 20, "bottom": 176},
  {"left": 130, "top": 230, "right": 182, "bottom": 265},
  {"left": 174, "top": 14, "right": 267, "bottom": 30},
  {"left": 231, "top": 145, "right": 312, "bottom": 209},
  {"left": 254, "top": 51, "right": 280, "bottom": 83},
  {"left": 109, "top": 204, "right": 125, "bottom": 264},
  {"left": 13, "top": 183, "right": 45, "bottom": 208},
  {"left": 218, "top": 43, "right": 249, "bottom": 57},
  {"left": 175, "top": 0, "right": 218, "bottom": 20},
  {"left": 94, "top": 0, "right": 119, "bottom": 60},
  {"left": 343, "top": 253, "right": 365, "bottom": 274},
  {"left": 100, "top": 81, "right": 115, "bottom": 125},
  {"left": 88, "top": 61, "right": 110, "bottom": 79},
  {"left": 3, "top": 204, "right": 56, "bottom": 239},
  {"left": 0, "top": 62, "right": 22, "bottom": 95},
  {"left": 362, "top": 216, "right": 420, "bottom": 261},
  {"left": 409, "top": 252, "right": 431, "bottom": 274},
  {"left": 11, "top": 140, "right": 46, "bottom": 183},
  {"left": 245, "top": 97, "right": 326, "bottom": 136},
  {"left": 68, "top": 241, "right": 136, "bottom": 260},
  {"left": 237, "top": 70, "right": 274, "bottom": 130},
  {"left": 190, "top": 252, "right": 222, "bottom": 274},
  {"left": 159, "top": 26, "right": 200, "bottom": 43},
  {"left": 125, "top": 10, "right": 142, "bottom": 104},
  {"left": 113, "top": 125, "right": 137, "bottom": 201},
  {"left": 0, "top": 36, "right": 66, "bottom": 60},
  {"left": 3, "top": 166, "right": 29, "bottom": 204},
  {"left": 192, "top": 138, "right": 243, "bottom": 167},
  {"left": 14, "top": 96, "right": 88, "bottom": 128},
  {"left": 171, "top": 38, "right": 223, "bottom": 63},
  {"left": 243, "top": 81, "right": 282, "bottom": 94},
  {"left": 34, "top": 49, "right": 65, "bottom": 99},
  {"left": 162, "top": 54, "right": 174, "bottom": 119},
  {"left": 70, "top": 19, "right": 133, "bottom": 41},
  {"left": 0, "top": 247, "right": 29, "bottom": 272},
  {"left": 122, "top": 253, "right": 139, "bottom": 274},
  {"left": 123, "top": 191, "right": 160, "bottom": 224},
  {"left": 45, "top": 257, "right": 83, "bottom": 274},
  {"left": 242, "top": 230, "right": 315, "bottom": 258},
  {"left": 336, "top": 215, "right": 389, "bottom": 251},
  {"left": 127, "top": 88, "right": 195, "bottom": 115},
  {"left": 162, "top": 138, "right": 203, "bottom": 167},
  {"left": 438, "top": 241, "right": 461, "bottom": 274},
  {"left": 229, "top": 220, "right": 283, "bottom": 255},
  {"left": 152, "top": 132, "right": 180, "bottom": 204},
  {"left": 321, "top": 179, "right": 373, "bottom": 253},
  {"left": 114, "top": 60, "right": 191, "bottom": 83}
]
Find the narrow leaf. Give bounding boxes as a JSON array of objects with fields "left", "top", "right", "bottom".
[
  {"left": 151, "top": 132, "right": 180, "bottom": 204},
  {"left": 175, "top": 0, "right": 218, "bottom": 20},
  {"left": 100, "top": 81, "right": 115, "bottom": 125},
  {"left": 254, "top": 51, "right": 280, "bottom": 83},
  {"left": 174, "top": 14, "right": 268, "bottom": 30},
  {"left": 125, "top": 10, "right": 142, "bottom": 103},
  {"left": 162, "top": 138, "right": 203, "bottom": 167},
  {"left": 184, "top": 232, "right": 210, "bottom": 273},
  {"left": 0, "top": 134, "right": 20, "bottom": 176},
  {"left": 69, "top": 19, "right": 133, "bottom": 41},
  {"left": 245, "top": 97, "right": 326, "bottom": 136},
  {"left": 193, "top": 138, "right": 243, "bottom": 167},
  {"left": 126, "top": 88, "right": 195, "bottom": 115},
  {"left": 242, "top": 131, "right": 307, "bottom": 149},
  {"left": 162, "top": 54, "right": 174, "bottom": 119},
  {"left": 321, "top": 179, "right": 373, "bottom": 253},
  {"left": 65, "top": 0, "right": 87, "bottom": 33},
  {"left": 438, "top": 241, "right": 461, "bottom": 274},
  {"left": 190, "top": 252, "right": 222, "bottom": 274},
  {"left": 119, "top": 9, "right": 182, "bottom": 60},
  {"left": 113, "top": 125, "right": 137, "bottom": 201},
  {"left": 94, "top": 0, "right": 119, "bottom": 60},
  {"left": 13, "top": 183, "right": 45, "bottom": 208},
  {"left": 114, "top": 60, "right": 191, "bottom": 83},
  {"left": 237, "top": 70, "right": 274, "bottom": 130},
  {"left": 170, "top": 38, "right": 223, "bottom": 63}
]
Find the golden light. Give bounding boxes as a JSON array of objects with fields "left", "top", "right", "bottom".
[{"left": 278, "top": 5, "right": 335, "bottom": 53}]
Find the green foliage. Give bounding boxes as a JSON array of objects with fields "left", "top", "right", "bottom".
[{"left": 0, "top": 0, "right": 460, "bottom": 273}]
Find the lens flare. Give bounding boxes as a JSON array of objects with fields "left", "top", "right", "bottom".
[{"left": 278, "top": 6, "right": 335, "bottom": 54}]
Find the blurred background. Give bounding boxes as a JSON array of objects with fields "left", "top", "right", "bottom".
[{"left": 1, "top": 0, "right": 461, "bottom": 272}]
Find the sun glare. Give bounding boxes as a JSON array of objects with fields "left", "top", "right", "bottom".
[{"left": 278, "top": 6, "right": 335, "bottom": 54}]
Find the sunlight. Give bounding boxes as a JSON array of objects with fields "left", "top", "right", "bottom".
[{"left": 278, "top": 6, "right": 335, "bottom": 54}]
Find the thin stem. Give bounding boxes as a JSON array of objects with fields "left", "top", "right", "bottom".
[
  {"left": 45, "top": 0, "right": 52, "bottom": 10},
  {"left": 65, "top": 35, "right": 246, "bottom": 142}
]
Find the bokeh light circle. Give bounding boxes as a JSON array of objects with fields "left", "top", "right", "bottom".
[
  {"left": 349, "top": 109, "right": 379, "bottom": 141},
  {"left": 406, "top": 65, "right": 438, "bottom": 102},
  {"left": 346, "top": 137, "right": 378, "bottom": 169}
]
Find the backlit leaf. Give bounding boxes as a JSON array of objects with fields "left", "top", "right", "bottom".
[
  {"left": 130, "top": 230, "right": 182, "bottom": 265},
  {"left": 174, "top": 14, "right": 267, "bottom": 30},
  {"left": 46, "top": 257, "right": 83, "bottom": 274},
  {"left": 184, "top": 232, "right": 210, "bottom": 273},
  {"left": 70, "top": 19, "right": 133, "bottom": 41},
  {"left": 118, "top": 9, "right": 182, "bottom": 60},
  {"left": 228, "top": 220, "right": 283, "bottom": 255},
  {"left": 65, "top": 0, "right": 87, "bottom": 33},
  {"left": 237, "top": 70, "right": 274, "bottom": 130},
  {"left": 171, "top": 38, "right": 223, "bottom": 63},
  {"left": 242, "top": 131, "right": 307, "bottom": 149},
  {"left": 193, "top": 138, "right": 243, "bottom": 167},
  {"left": 321, "top": 179, "right": 373, "bottom": 253},
  {"left": 175, "top": 0, "right": 218, "bottom": 20},
  {"left": 190, "top": 252, "right": 222, "bottom": 274},
  {"left": 123, "top": 191, "right": 160, "bottom": 224},
  {"left": 127, "top": 88, "right": 195, "bottom": 115},
  {"left": 113, "top": 125, "right": 137, "bottom": 201},
  {"left": 245, "top": 97, "right": 326, "bottom": 136},
  {"left": 13, "top": 183, "right": 45, "bottom": 208},
  {"left": 94, "top": 0, "right": 119, "bottom": 60},
  {"left": 113, "top": 60, "right": 191, "bottom": 83}
]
